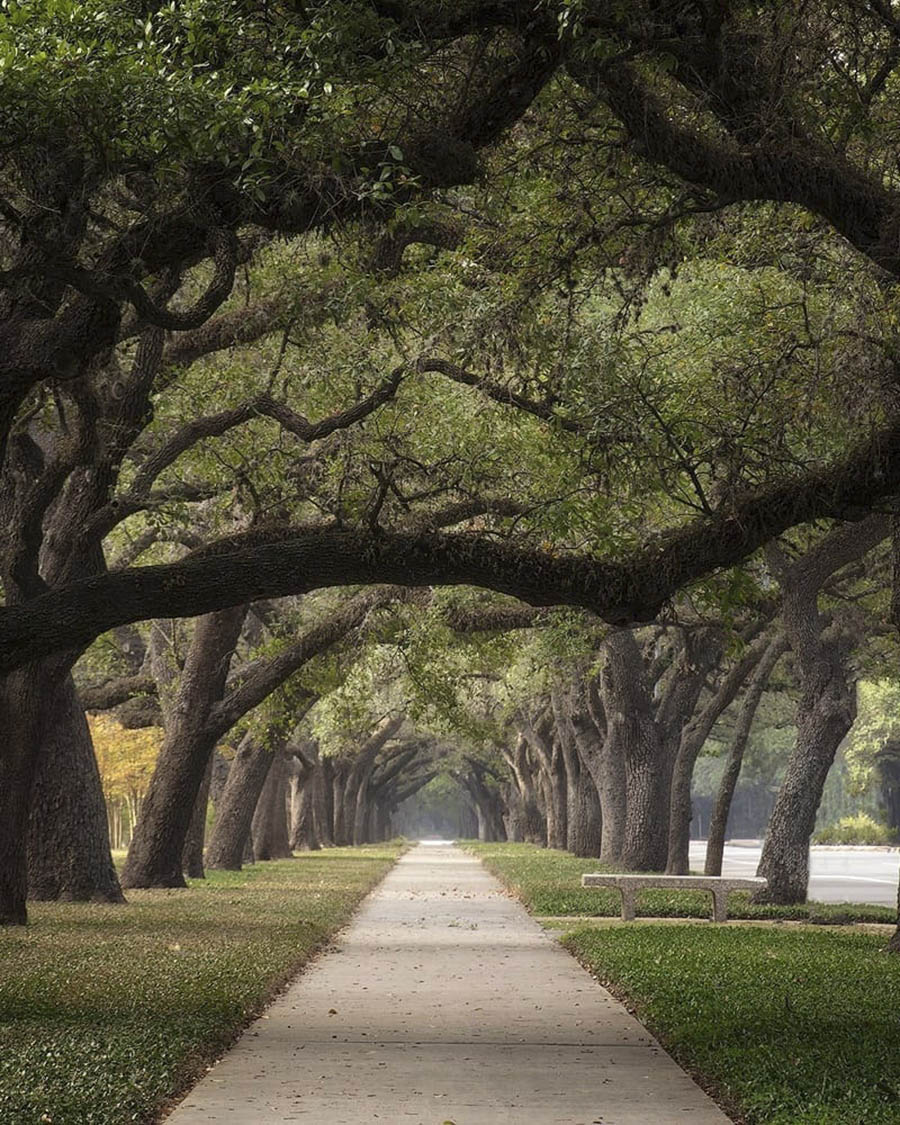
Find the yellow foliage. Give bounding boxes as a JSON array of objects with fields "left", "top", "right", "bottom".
[{"left": 89, "top": 713, "right": 162, "bottom": 802}]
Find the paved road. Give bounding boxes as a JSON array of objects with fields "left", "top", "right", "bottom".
[
  {"left": 168, "top": 843, "right": 729, "bottom": 1124},
  {"left": 688, "top": 841, "right": 899, "bottom": 905}
]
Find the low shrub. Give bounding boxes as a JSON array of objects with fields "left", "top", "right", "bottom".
[{"left": 814, "top": 813, "right": 896, "bottom": 846}]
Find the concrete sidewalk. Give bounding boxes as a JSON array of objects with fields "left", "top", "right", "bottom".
[{"left": 167, "top": 843, "right": 730, "bottom": 1124}]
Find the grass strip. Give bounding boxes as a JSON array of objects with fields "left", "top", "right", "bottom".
[
  {"left": 563, "top": 924, "right": 900, "bottom": 1124},
  {"left": 0, "top": 844, "right": 403, "bottom": 1125},
  {"left": 462, "top": 841, "right": 895, "bottom": 923}
]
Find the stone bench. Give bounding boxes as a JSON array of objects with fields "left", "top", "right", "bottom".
[{"left": 581, "top": 873, "right": 767, "bottom": 922}]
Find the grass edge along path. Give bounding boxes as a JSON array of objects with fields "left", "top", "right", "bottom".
[
  {"left": 461, "top": 840, "right": 895, "bottom": 923},
  {"left": 0, "top": 843, "right": 404, "bottom": 1125},
  {"left": 463, "top": 841, "right": 900, "bottom": 1125}
]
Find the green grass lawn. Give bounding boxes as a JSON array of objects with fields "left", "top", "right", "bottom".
[
  {"left": 0, "top": 845, "right": 403, "bottom": 1125},
  {"left": 463, "top": 841, "right": 900, "bottom": 1124},
  {"left": 564, "top": 924, "right": 900, "bottom": 1125},
  {"left": 463, "top": 841, "right": 896, "bottom": 923}
]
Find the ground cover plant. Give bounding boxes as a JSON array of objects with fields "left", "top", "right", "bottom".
[
  {"left": 0, "top": 845, "right": 402, "bottom": 1125},
  {"left": 563, "top": 924, "right": 900, "bottom": 1125},
  {"left": 463, "top": 842, "right": 895, "bottom": 923}
]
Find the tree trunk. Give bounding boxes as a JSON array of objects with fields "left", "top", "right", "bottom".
[
  {"left": 460, "top": 767, "right": 507, "bottom": 842},
  {"left": 318, "top": 758, "right": 335, "bottom": 846},
  {"left": 27, "top": 675, "right": 124, "bottom": 903},
  {"left": 568, "top": 767, "right": 603, "bottom": 857},
  {"left": 501, "top": 780, "right": 526, "bottom": 841},
  {"left": 756, "top": 662, "right": 857, "bottom": 902},
  {"left": 504, "top": 735, "right": 545, "bottom": 844},
  {"left": 209, "top": 748, "right": 231, "bottom": 809},
  {"left": 206, "top": 735, "right": 275, "bottom": 870},
  {"left": 705, "top": 635, "right": 787, "bottom": 875},
  {"left": 521, "top": 709, "right": 567, "bottom": 848},
  {"left": 572, "top": 676, "right": 626, "bottom": 865},
  {"left": 252, "top": 750, "right": 292, "bottom": 860},
  {"left": 601, "top": 633, "right": 668, "bottom": 870},
  {"left": 538, "top": 761, "right": 567, "bottom": 849},
  {"left": 288, "top": 756, "right": 321, "bottom": 851},
  {"left": 666, "top": 633, "right": 769, "bottom": 874},
  {"left": 756, "top": 523, "right": 885, "bottom": 902},
  {"left": 553, "top": 689, "right": 603, "bottom": 858},
  {"left": 599, "top": 633, "right": 667, "bottom": 870},
  {"left": 888, "top": 518, "right": 900, "bottom": 951},
  {"left": 353, "top": 772, "right": 375, "bottom": 844},
  {"left": 331, "top": 762, "right": 351, "bottom": 846},
  {"left": 182, "top": 753, "right": 213, "bottom": 879},
  {"left": 121, "top": 606, "right": 246, "bottom": 889},
  {"left": 0, "top": 668, "right": 49, "bottom": 925}
]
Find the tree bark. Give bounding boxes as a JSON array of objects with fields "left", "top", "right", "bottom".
[
  {"left": 121, "top": 606, "right": 246, "bottom": 889},
  {"left": 705, "top": 634, "right": 788, "bottom": 875},
  {"left": 572, "top": 676, "right": 626, "bottom": 865},
  {"left": 602, "top": 632, "right": 668, "bottom": 870},
  {"left": 666, "top": 632, "right": 769, "bottom": 874},
  {"left": 502, "top": 735, "right": 545, "bottom": 844},
  {"left": 27, "top": 675, "right": 124, "bottom": 903},
  {"left": 553, "top": 688, "right": 602, "bottom": 857},
  {"left": 0, "top": 668, "right": 49, "bottom": 924},
  {"left": 318, "top": 758, "right": 336, "bottom": 846},
  {"left": 209, "top": 748, "right": 231, "bottom": 809},
  {"left": 181, "top": 752, "right": 213, "bottom": 879},
  {"left": 755, "top": 525, "right": 882, "bottom": 903},
  {"left": 289, "top": 760, "right": 321, "bottom": 851},
  {"left": 888, "top": 517, "right": 900, "bottom": 951},
  {"left": 206, "top": 734, "right": 275, "bottom": 870},
  {"left": 252, "top": 750, "right": 292, "bottom": 860},
  {"left": 521, "top": 708, "right": 567, "bottom": 848}
]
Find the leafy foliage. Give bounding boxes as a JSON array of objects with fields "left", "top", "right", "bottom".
[{"left": 89, "top": 713, "right": 161, "bottom": 806}]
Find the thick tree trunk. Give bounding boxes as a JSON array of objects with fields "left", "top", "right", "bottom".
[
  {"left": 252, "top": 750, "right": 292, "bottom": 860},
  {"left": 756, "top": 667, "right": 857, "bottom": 902},
  {"left": 553, "top": 689, "right": 603, "bottom": 858},
  {"left": 756, "top": 524, "right": 884, "bottom": 901},
  {"left": 121, "top": 606, "right": 246, "bottom": 889},
  {"left": 504, "top": 736, "right": 545, "bottom": 844},
  {"left": 461, "top": 767, "right": 507, "bottom": 842},
  {"left": 666, "top": 634, "right": 768, "bottom": 874},
  {"left": 0, "top": 669, "right": 48, "bottom": 925},
  {"left": 756, "top": 568, "right": 861, "bottom": 902},
  {"left": 538, "top": 762, "right": 567, "bottom": 849},
  {"left": 288, "top": 758, "right": 321, "bottom": 851},
  {"left": 27, "top": 675, "right": 124, "bottom": 903},
  {"left": 206, "top": 735, "right": 274, "bottom": 870},
  {"left": 888, "top": 518, "right": 900, "bottom": 951},
  {"left": 705, "top": 635, "right": 787, "bottom": 875},
  {"left": 601, "top": 634, "right": 668, "bottom": 870},
  {"left": 331, "top": 762, "right": 351, "bottom": 846},
  {"left": 182, "top": 753, "right": 213, "bottom": 879},
  {"left": 521, "top": 709, "right": 567, "bottom": 848},
  {"left": 501, "top": 781, "right": 526, "bottom": 841},
  {"left": 353, "top": 774, "right": 375, "bottom": 844},
  {"left": 568, "top": 767, "right": 603, "bottom": 857},
  {"left": 618, "top": 718, "right": 669, "bottom": 870},
  {"left": 572, "top": 677, "right": 626, "bottom": 865},
  {"left": 209, "top": 749, "right": 231, "bottom": 809},
  {"left": 318, "top": 758, "right": 335, "bottom": 846}
]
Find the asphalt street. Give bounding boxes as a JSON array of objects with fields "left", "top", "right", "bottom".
[{"left": 688, "top": 841, "right": 900, "bottom": 905}]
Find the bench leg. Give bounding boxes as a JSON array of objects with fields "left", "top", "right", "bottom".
[
  {"left": 621, "top": 888, "right": 636, "bottom": 922},
  {"left": 711, "top": 889, "right": 728, "bottom": 923}
]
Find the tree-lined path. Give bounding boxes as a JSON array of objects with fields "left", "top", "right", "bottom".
[{"left": 168, "top": 843, "right": 727, "bottom": 1124}]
